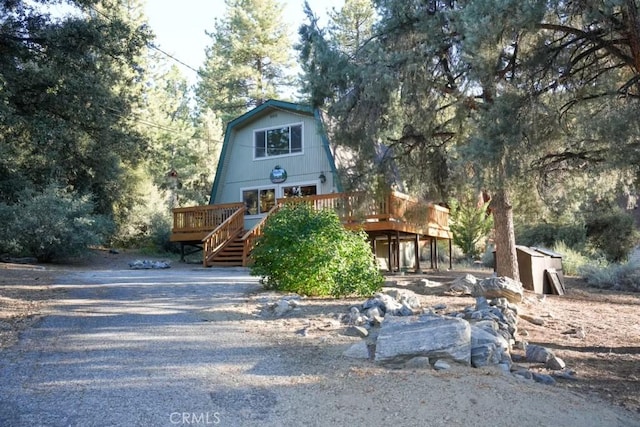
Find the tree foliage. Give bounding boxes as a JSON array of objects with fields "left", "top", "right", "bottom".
[
  {"left": 250, "top": 203, "right": 383, "bottom": 297},
  {"left": 196, "top": 0, "right": 294, "bottom": 125},
  {"left": 0, "top": 0, "right": 152, "bottom": 219},
  {"left": 449, "top": 197, "right": 494, "bottom": 260},
  {"left": 298, "top": 0, "right": 640, "bottom": 278},
  {"left": 0, "top": 186, "right": 110, "bottom": 262}
]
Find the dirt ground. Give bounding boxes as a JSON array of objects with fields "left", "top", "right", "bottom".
[{"left": 1, "top": 248, "right": 639, "bottom": 417}]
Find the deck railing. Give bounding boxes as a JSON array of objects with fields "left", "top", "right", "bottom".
[
  {"left": 172, "top": 202, "right": 244, "bottom": 236},
  {"left": 171, "top": 191, "right": 450, "bottom": 267},
  {"left": 278, "top": 191, "right": 450, "bottom": 233}
]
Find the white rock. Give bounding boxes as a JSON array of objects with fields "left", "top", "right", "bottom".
[{"left": 374, "top": 315, "right": 471, "bottom": 365}]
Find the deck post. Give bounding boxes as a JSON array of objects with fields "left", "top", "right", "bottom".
[
  {"left": 449, "top": 239, "right": 453, "bottom": 270},
  {"left": 387, "top": 233, "right": 392, "bottom": 272},
  {"left": 434, "top": 237, "right": 439, "bottom": 270},
  {"left": 396, "top": 231, "right": 401, "bottom": 272},
  {"left": 414, "top": 234, "right": 421, "bottom": 273},
  {"left": 371, "top": 237, "right": 377, "bottom": 267},
  {"left": 429, "top": 238, "right": 434, "bottom": 269}
]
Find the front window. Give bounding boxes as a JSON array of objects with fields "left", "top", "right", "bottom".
[
  {"left": 255, "top": 124, "right": 302, "bottom": 159},
  {"left": 243, "top": 188, "right": 276, "bottom": 215},
  {"left": 282, "top": 185, "right": 317, "bottom": 198}
]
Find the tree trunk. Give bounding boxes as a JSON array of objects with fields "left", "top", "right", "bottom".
[{"left": 491, "top": 188, "right": 519, "bottom": 281}]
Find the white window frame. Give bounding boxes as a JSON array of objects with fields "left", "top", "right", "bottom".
[{"left": 253, "top": 122, "right": 304, "bottom": 160}]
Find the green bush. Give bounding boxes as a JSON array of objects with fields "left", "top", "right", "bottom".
[
  {"left": 516, "top": 222, "right": 586, "bottom": 249},
  {"left": 579, "top": 261, "right": 640, "bottom": 292},
  {"left": 585, "top": 208, "right": 639, "bottom": 263},
  {"left": 0, "top": 187, "right": 110, "bottom": 262},
  {"left": 550, "top": 241, "right": 591, "bottom": 276},
  {"left": 250, "top": 203, "right": 383, "bottom": 297}
]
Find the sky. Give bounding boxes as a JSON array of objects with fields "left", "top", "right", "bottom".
[{"left": 145, "top": 0, "right": 344, "bottom": 85}]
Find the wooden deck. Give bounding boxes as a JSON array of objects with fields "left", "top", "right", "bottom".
[{"left": 170, "top": 191, "right": 451, "bottom": 268}]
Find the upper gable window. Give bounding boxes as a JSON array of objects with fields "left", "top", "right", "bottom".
[{"left": 254, "top": 123, "right": 303, "bottom": 159}]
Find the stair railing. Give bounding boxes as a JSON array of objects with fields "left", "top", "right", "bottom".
[
  {"left": 241, "top": 203, "right": 280, "bottom": 266},
  {"left": 202, "top": 206, "right": 245, "bottom": 266}
]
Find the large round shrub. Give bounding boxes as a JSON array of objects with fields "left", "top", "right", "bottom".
[
  {"left": 0, "top": 186, "right": 110, "bottom": 262},
  {"left": 585, "top": 208, "right": 639, "bottom": 263},
  {"left": 250, "top": 203, "right": 383, "bottom": 297}
]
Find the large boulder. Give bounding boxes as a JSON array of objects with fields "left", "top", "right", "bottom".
[
  {"left": 472, "top": 277, "right": 523, "bottom": 303},
  {"left": 374, "top": 315, "right": 471, "bottom": 365}
]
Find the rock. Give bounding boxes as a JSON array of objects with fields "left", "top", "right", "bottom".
[
  {"left": 471, "top": 325, "right": 509, "bottom": 352},
  {"left": 470, "top": 325, "right": 509, "bottom": 367},
  {"left": 498, "top": 362, "right": 512, "bottom": 375},
  {"left": 274, "top": 299, "right": 293, "bottom": 316},
  {"left": 432, "top": 303, "right": 447, "bottom": 311},
  {"left": 422, "top": 278, "right": 444, "bottom": 288},
  {"left": 374, "top": 315, "right": 471, "bottom": 365},
  {"left": 546, "top": 355, "right": 566, "bottom": 370},
  {"left": 520, "top": 314, "right": 545, "bottom": 326},
  {"left": 398, "top": 292, "right": 421, "bottom": 310},
  {"left": 398, "top": 302, "right": 415, "bottom": 316},
  {"left": 526, "top": 345, "right": 553, "bottom": 363},
  {"left": 475, "top": 297, "right": 491, "bottom": 311},
  {"left": 343, "top": 341, "right": 370, "bottom": 359},
  {"left": 449, "top": 274, "right": 477, "bottom": 294},
  {"left": 371, "top": 314, "right": 385, "bottom": 326},
  {"left": 433, "top": 360, "right": 451, "bottom": 370},
  {"left": 575, "top": 327, "right": 586, "bottom": 339},
  {"left": 513, "top": 369, "right": 533, "bottom": 380},
  {"left": 367, "top": 293, "right": 403, "bottom": 315},
  {"left": 471, "top": 343, "right": 501, "bottom": 367},
  {"left": 532, "top": 372, "right": 556, "bottom": 385},
  {"left": 405, "top": 356, "right": 431, "bottom": 369},
  {"left": 552, "top": 369, "right": 578, "bottom": 380},
  {"left": 344, "top": 325, "right": 369, "bottom": 338},
  {"left": 365, "top": 306, "right": 382, "bottom": 320},
  {"left": 128, "top": 259, "right": 171, "bottom": 269},
  {"left": 472, "top": 277, "right": 523, "bottom": 303}
]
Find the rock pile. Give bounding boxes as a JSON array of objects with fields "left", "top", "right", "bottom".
[
  {"left": 128, "top": 260, "right": 171, "bottom": 269},
  {"left": 342, "top": 275, "right": 573, "bottom": 385}
]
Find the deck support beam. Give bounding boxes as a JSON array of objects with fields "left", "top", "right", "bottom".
[
  {"left": 395, "top": 231, "right": 401, "bottom": 272},
  {"left": 414, "top": 234, "right": 421, "bottom": 273},
  {"left": 387, "top": 233, "right": 393, "bottom": 272}
]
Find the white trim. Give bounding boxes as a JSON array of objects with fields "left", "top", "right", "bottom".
[{"left": 253, "top": 122, "right": 304, "bottom": 161}]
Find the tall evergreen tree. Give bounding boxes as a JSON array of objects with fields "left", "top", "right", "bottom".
[
  {"left": 299, "top": 0, "right": 640, "bottom": 279},
  {"left": 196, "top": 0, "right": 294, "bottom": 125},
  {"left": 0, "top": 0, "right": 151, "bottom": 214}
]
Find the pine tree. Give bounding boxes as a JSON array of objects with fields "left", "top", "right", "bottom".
[
  {"left": 196, "top": 0, "right": 294, "bottom": 125},
  {"left": 299, "top": 0, "right": 640, "bottom": 279}
]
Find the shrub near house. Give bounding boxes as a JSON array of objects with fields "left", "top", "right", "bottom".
[{"left": 250, "top": 204, "right": 383, "bottom": 297}]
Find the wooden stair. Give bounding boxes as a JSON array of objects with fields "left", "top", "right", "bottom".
[{"left": 205, "top": 232, "right": 245, "bottom": 267}]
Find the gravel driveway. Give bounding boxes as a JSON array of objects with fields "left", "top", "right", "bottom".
[
  {"left": 0, "top": 268, "right": 268, "bottom": 426},
  {"left": 1, "top": 267, "right": 638, "bottom": 427}
]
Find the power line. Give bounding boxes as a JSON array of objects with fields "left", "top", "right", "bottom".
[
  {"left": 148, "top": 43, "right": 201, "bottom": 75},
  {"left": 86, "top": 4, "right": 202, "bottom": 76}
]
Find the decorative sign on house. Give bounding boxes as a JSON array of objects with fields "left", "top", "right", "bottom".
[{"left": 270, "top": 165, "right": 287, "bottom": 183}]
